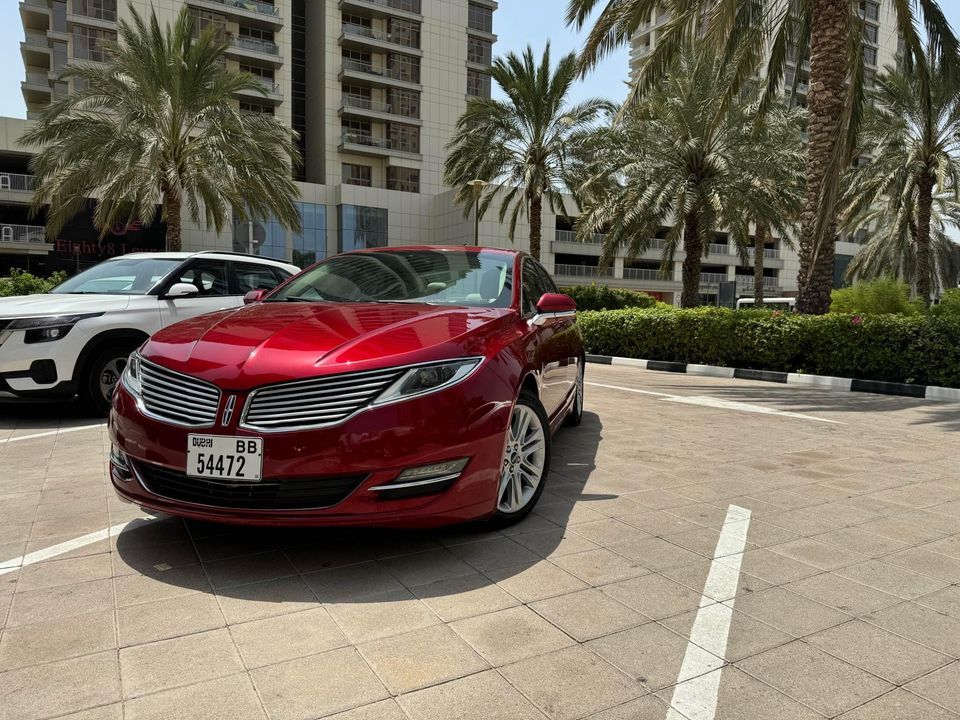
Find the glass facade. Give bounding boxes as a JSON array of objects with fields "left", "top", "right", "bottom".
[
  {"left": 293, "top": 202, "right": 327, "bottom": 268},
  {"left": 338, "top": 205, "right": 388, "bottom": 253},
  {"left": 233, "top": 203, "right": 327, "bottom": 269}
]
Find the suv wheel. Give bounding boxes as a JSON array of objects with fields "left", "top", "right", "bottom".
[
  {"left": 80, "top": 343, "right": 137, "bottom": 415},
  {"left": 491, "top": 390, "right": 551, "bottom": 526}
]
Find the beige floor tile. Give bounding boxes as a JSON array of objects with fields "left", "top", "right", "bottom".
[
  {"left": 111, "top": 539, "right": 199, "bottom": 577},
  {"left": 904, "top": 661, "right": 960, "bottom": 712},
  {"left": 0, "top": 650, "right": 120, "bottom": 720},
  {"left": 836, "top": 560, "right": 949, "bottom": 600},
  {"left": 303, "top": 562, "right": 404, "bottom": 602},
  {"left": 202, "top": 550, "right": 297, "bottom": 590},
  {"left": 216, "top": 575, "right": 318, "bottom": 624},
  {"left": 358, "top": 624, "right": 488, "bottom": 694},
  {"left": 732, "top": 587, "right": 851, "bottom": 638},
  {"left": 117, "top": 592, "right": 224, "bottom": 648},
  {"left": 326, "top": 699, "right": 410, "bottom": 720},
  {"left": 586, "top": 695, "right": 676, "bottom": 720},
  {"left": 251, "top": 647, "right": 388, "bottom": 720},
  {"left": 119, "top": 627, "right": 244, "bottom": 698},
  {"left": 411, "top": 573, "right": 519, "bottom": 622},
  {"left": 915, "top": 585, "right": 960, "bottom": 618},
  {"left": 813, "top": 527, "right": 910, "bottom": 558},
  {"left": 617, "top": 510, "right": 705, "bottom": 537},
  {"left": 661, "top": 606, "right": 794, "bottom": 663},
  {"left": 446, "top": 536, "right": 542, "bottom": 573},
  {"left": 661, "top": 558, "right": 771, "bottom": 601},
  {"left": 768, "top": 537, "right": 867, "bottom": 571},
  {"left": 113, "top": 564, "right": 211, "bottom": 608},
  {"left": 924, "top": 534, "right": 960, "bottom": 560},
  {"left": 588, "top": 622, "right": 722, "bottom": 691},
  {"left": 325, "top": 589, "right": 440, "bottom": 644},
  {"left": 0, "top": 608, "right": 115, "bottom": 670},
  {"left": 550, "top": 548, "right": 649, "bottom": 586},
  {"left": 567, "top": 519, "right": 648, "bottom": 546},
  {"left": 836, "top": 688, "right": 960, "bottom": 720},
  {"left": 783, "top": 572, "right": 901, "bottom": 616},
  {"left": 123, "top": 673, "right": 266, "bottom": 720},
  {"left": 14, "top": 552, "right": 113, "bottom": 592},
  {"left": 399, "top": 669, "right": 547, "bottom": 720},
  {"left": 52, "top": 703, "right": 124, "bottom": 720},
  {"left": 451, "top": 605, "right": 574, "bottom": 666},
  {"left": 379, "top": 547, "right": 477, "bottom": 587},
  {"left": 601, "top": 573, "right": 702, "bottom": 621},
  {"left": 722, "top": 548, "right": 822, "bottom": 586},
  {"left": 531, "top": 588, "right": 648, "bottom": 642},
  {"left": 738, "top": 641, "right": 893, "bottom": 717},
  {"left": 501, "top": 646, "right": 643, "bottom": 720},
  {"left": 607, "top": 536, "right": 703, "bottom": 571},
  {"left": 807, "top": 619, "right": 952, "bottom": 683},
  {"left": 856, "top": 517, "right": 948, "bottom": 545},
  {"left": 512, "top": 527, "right": 601, "bottom": 558},
  {"left": 882, "top": 547, "right": 960, "bottom": 583},
  {"left": 484, "top": 561, "right": 588, "bottom": 602},
  {"left": 7, "top": 577, "right": 113, "bottom": 627},
  {"left": 230, "top": 606, "right": 347, "bottom": 668},
  {"left": 865, "top": 602, "right": 960, "bottom": 657}
]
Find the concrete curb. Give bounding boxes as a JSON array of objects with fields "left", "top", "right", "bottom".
[{"left": 585, "top": 354, "right": 960, "bottom": 404}]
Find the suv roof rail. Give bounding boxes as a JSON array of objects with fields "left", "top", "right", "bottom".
[{"left": 193, "top": 250, "right": 284, "bottom": 262}]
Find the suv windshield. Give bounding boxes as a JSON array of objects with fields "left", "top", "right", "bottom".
[
  {"left": 268, "top": 250, "right": 514, "bottom": 308},
  {"left": 52, "top": 257, "right": 182, "bottom": 295}
]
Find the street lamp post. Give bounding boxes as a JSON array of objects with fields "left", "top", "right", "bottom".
[{"left": 466, "top": 179, "right": 487, "bottom": 246}]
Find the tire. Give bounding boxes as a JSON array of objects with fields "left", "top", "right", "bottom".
[
  {"left": 79, "top": 343, "right": 138, "bottom": 415},
  {"left": 490, "top": 390, "right": 551, "bottom": 526},
  {"left": 564, "top": 362, "right": 584, "bottom": 427}
]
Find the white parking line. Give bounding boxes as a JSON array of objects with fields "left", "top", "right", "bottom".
[
  {"left": 586, "top": 382, "right": 843, "bottom": 424},
  {"left": 666, "top": 505, "right": 752, "bottom": 720},
  {"left": 0, "top": 423, "right": 107, "bottom": 445},
  {"left": 0, "top": 518, "right": 156, "bottom": 575}
]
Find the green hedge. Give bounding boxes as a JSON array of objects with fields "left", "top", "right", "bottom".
[
  {"left": 0, "top": 269, "right": 68, "bottom": 297},
  {"left": 578, "top": 306, "right": 960, "bottom": 388},
  {"left": 561, "top": 284, "right": 658, "bottom": 311}
]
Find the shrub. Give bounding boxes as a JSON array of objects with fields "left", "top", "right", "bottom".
[
  {"left": 932, "top": 288, "right": 960, "bottom": 316},
  {"left": 0, "top": 268, "right": 68, "bottom": 297},
  {"left": 830, "top": 278, "right": 921, "bottom": 315},
  {"left": 562, "top": 284, "right": 658, "bottom": 311},
  {"left": 578, "top": 306, "right": 960, "bottom": 388}
]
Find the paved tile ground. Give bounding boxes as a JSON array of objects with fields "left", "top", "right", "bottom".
[{"left": 1, "top": 366, "right": 960, "bottom": 719}]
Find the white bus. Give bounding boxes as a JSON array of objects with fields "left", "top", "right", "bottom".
[{"left": 736, "top": 297, "right": 797, "bottom": 311}]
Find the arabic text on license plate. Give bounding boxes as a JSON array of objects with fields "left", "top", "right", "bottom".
[{"left": 187, "top": 435, "right": 263, "bottom": 481}]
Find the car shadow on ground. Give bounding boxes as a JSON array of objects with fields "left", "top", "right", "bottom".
[
  {"left": 0, "top": 397, "right": 102, "bottom": 426},
  {"left": 114, "top": 411, "right": 604, "bottom": 606}
]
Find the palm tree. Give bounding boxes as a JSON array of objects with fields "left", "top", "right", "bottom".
[
  {"left": 444, "top": 43, "right": 610, "bottom": 260},
  {"left": 839, "top": 55, "right": 960, "bottom": 304},
  {"left": 570, "top": 46, "right": 803, "bottom": 307},
  {"left": 22, "top": 5, "right": 301, "bottom": 251},
  {"left": 566, "top": 0, "right": 959, "bottom": 314}
]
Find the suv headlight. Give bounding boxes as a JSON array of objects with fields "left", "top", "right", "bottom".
[
  {"left": 7, "top": 313, "right": 103, "bottom": 344},
  {"left": 374, "top": 358, "right": 482, "bottom": 405},
  {"left": 121, "top": 352, "right": 142, "bottom": 397}
]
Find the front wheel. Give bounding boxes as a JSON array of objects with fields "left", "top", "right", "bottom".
[
  {"left": 80, "top": 343, "right": 137, "bottom": 415},
  {"left": 490, "top": 391, "right": 551, "bottom": 526}
]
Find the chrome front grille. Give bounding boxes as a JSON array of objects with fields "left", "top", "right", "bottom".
[
  {"left": 139, "top": 360, "right": 221, "bottom": 426},
  {"left": 242, "top": 367, "right": 404, "bottom": 431}
]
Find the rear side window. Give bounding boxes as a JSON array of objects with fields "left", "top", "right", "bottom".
[
  {"left": 230, "top": 262, "right": 288, "bottom": 294},
  {"left": 170, "top": 260, "right": 230, "bottom": 297}
]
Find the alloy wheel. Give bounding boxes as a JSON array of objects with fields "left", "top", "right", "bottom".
[
  {"left": 98, "top": 357, "right": 127, "bottom": 404},
  {"left": 497, "top": 403, "right": 547, "bottom": 514}
]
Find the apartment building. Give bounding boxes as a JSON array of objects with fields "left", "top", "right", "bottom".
[{"left": 8, "top": 0, "right": 498, "bottom": 275}]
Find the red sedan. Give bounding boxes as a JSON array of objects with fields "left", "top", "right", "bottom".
[{"left": 108, "top": 246, "right": 584, "bottom": 528}]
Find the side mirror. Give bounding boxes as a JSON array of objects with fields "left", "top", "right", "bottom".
[
  {"left": 163, "top": 282, "right": 200, "bottom": 299},
  {"left": 244, "top": 289, "right": 268, "bottom": 305},
  {"left": 532, "top": 293, "right": 576, "bottom": 325}
]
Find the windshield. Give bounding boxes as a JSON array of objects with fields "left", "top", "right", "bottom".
[
  {"left": 52, "top": 258, "right": 182, "bottom": 295},
  {"left": 268, "top": 250, "right": 515, "bottom": 308}
]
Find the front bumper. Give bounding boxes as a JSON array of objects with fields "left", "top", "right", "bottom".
[
  {"left": 0, "top": 325, "right": 88, "bottom": 396},
  {"left": 108, "top": 364, "right": 514, "bottom": 528}
]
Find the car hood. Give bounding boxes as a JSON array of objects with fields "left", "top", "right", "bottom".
[
  {"left": 142, "top": 302, "right": 514, "bottom": 388},
  {"left": 0, "top": 293, "right": 132, "bottom": 318}
]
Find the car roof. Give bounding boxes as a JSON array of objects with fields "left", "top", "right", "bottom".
[
  {"left": 353, "top": 245, "right": 521, "bottom": 257},
  {"left": 112, "top": 251, "right": 299, "bottom": 269}
]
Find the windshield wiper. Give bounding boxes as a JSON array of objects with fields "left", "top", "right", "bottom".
[
  {"left": 375, "top": 299, "right": 442, "bottom": 305},
  {"left": 275, "top": 297, "right": 322, "bottom": 303}
]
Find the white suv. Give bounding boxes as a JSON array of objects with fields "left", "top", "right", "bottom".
[{"left": 0, "top": 251, "right": 299, "bottom": 413}]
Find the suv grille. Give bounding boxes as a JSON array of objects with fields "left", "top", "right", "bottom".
[
  {"left": 242, "top": 367, "right": 403, "bottom": 431},
  {"left": 134, "top": 460, "right": 366, "bottom": 510},
  {"left": 140, "top": 360, "right": 221, "bottom": 426}
]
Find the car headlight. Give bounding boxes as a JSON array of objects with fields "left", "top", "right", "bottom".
[
  {"left": 121, "top": 352, "right": 142, "bottom": 397},
  {"left": 373, "top": 358, "right": 482, "bottom": 405},
  {"left": 7, "top": 313, "right": 103, "bottom": 344}
]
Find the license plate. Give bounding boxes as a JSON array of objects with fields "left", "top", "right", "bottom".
[{"left": 187, "top": 435, "right": 263, "bottom": 482}]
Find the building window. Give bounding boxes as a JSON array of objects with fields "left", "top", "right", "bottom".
[
  {"left": 467, "top": 69, "right": 491, "bottom": 98},
  {"left": 468, "top": 2, "right": 493, "bottom": 33},
  {"left": 342, "top": 163, "right": 373, "bottom": 187},
  {"left": 239, "top": 101, "right": 274, "bottom": 115},
  {"left": 468, "top": 36, "right": 492, "bottom": 65},
  {"left": 52, "top": 1, "right": 67, "bottom": 32},
  {"left": 190, "top": 10, "right": 227, "bottom": 40},
  {"left": 342, "top": 118, "right": 373, "bottom": 143},
  {"left": 388, "top": 53, "right": 420, "bottom": 83},
  {"left": 387, "top": 166, "right": 420, "bottom": 193},
  {"left": 53, "top": 41, "right": 68, "bottom": 71},
  {"left": 293, "top": 203, "right": 327, "bottom": 268},
  {"left": 72, "top": 25, "right": 117, "bottom": 62},
  {"left": 859, "top": 0, "right": 879, "bottom": 21},
  {"left": 863, "top": 23, "right": 878, "bottom": 45},
  {"left": 73, "top": 0, "right": 117, "bottom": 22},
  {"left": 233, "top": 215, "right": 287, "bottom": 261},
  {"left": 338, "top": 205, "right": 388, "bottom": 253},
  {"left": 233, "top": 203, "right": 327, "bottom": 268},
  {"left": 342, "top": 13, "right": 372, "bottom": 28},
  {"left": 388, "top": 123, "right": 420, "bottom": 154},
  {"left": 863, "top": 45, "right": 877, "bottom": 66},
  {"left": 387, "top": 88, "right": 420, "bottom": 118},
  {"left": 389, "top": 19, "right": 421, "bottom": 49}
]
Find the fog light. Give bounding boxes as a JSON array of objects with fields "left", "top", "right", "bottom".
[
  {"left": 110, "top": 445, "right": 132, "bottom": 482},
  {"left": 397, "top": 458, "right": 469, "bottom": 481},
  {"left": 369, "top": 458, "right": 469, "bottom": 499}
]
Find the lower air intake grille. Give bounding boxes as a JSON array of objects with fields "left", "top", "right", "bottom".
[{"left": 134, "top": 461, "right": 365, "bottom": 510}]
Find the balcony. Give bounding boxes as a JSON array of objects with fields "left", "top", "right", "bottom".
[
  {"left": 554, "top": 229, "right": 604, "bottom": 245},
  {"left": 622, "top": 267, "right": 666, "bottom": 281},
  {"left": 736, "top": 276, "right": 778, "bottom": 291},
  {"left": 708, "top": 243, "right": 732, "bottom": 256},
  {"left": 21, "top": 70, "right": 51, "bottom": 104},
  {"left": 699, "top": 272, "right": 728, "bottom": 287},
  {"left": 185, "top": 0, "right": 283, "bottom": 29},
  {"left": 0, "top": 172, "right": 37, "bottom": 197},
  {"left": 236, "top": 77, "right": 283, "bottom": 104},
  {"left": 20, "top": 0, "right": 51, "bottom": 31},
  {"left": 0, "top": 224, "right": 52, "bottom": 247},
  {"left": 340, "top": 23, "right": 422, "bottom": 54},
  {"left": 553, "top": 264, "right": 613, "bottom": 279},
  {"left": 338, "top": 0, "right": 421, "bottom": 21},
  {"left": 746, "top": 246, "right": 780, "bottom": 260},
  {"left": 225, "top": 35, "right": 282, "bottom": 66},
  {"left": 340, "top": 59, "right": 420, "bottom": 90},
  {"left": 340, "top": 94, "right": 421, "bottom": 124},
  {"left": 339, "top": 132, "right": 420, "bottom": 159}
]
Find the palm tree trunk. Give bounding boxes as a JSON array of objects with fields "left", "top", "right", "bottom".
[
  {"left": 754, "top": 222, "right": 767, "bottom": 307},
  {"left": 680, "top": 212, "right": 702, "bottom": 308},
  {"left": 916, "top": 171, "right": 933, "bottom": 305},
  {"left": 163, "top": 191, "right": 183, "bottom": 252},
  {"left": 796, "top": 0, "right": 848, "bottom": 315},
  {"left": 529, "top": 194, "right": 542, "bottom": 261}
]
